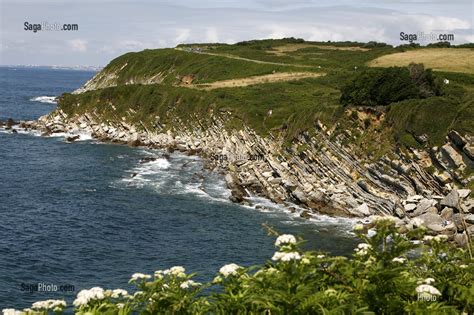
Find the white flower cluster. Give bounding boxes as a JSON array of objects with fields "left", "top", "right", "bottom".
[
  {"left": 179, "top": 280, "right": 201, "bottom": 289},
  {"left": 162, "top": 266, "right": 186, "bottom": 277},
  {"left": 424, "top": 235, "right": 448, "bottom": 242},
  {"left": 366, "top": 229, "right": 377, "bottom": 238},
  {"left": 111, "top": 289, "right": 128, "bottom": 298},
  {"left": 275, "top": 234, "right": 297, "bottom": 247},
  {"left": 416, "top": 284, "right": 441, "bottom": 296},
  {"left": 31, "top": 299, "right": 66, "bottom": 311},
  {"left": 130, "top": 273, "right": 152, "bottom": 282},
  {"left": 219, "top": 263, "right": 241, "bottom": 277},
  {"left": 272, "top": 251, "right": 301, "bottom": 262},
  {"left": 2, "top": 309, "right": 23, "bottom": 315},
  {"left": 73, "top": 287, "right": 105, "bottom": 307},
  {"left": 392, "top": 257, "right": 406, "bottom": 264},
  {"left": 354, "top": 243, "right": 372, "bottom": 256},
  {"left": 424, "top": 278, "right": 435, "bottom": 285},
  {"left": 370, "top": 215, "right": 397, "bottom": 224}
]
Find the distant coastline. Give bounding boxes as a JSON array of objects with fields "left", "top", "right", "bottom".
[{"left": 0, "top": 65, "right": 103, "bottom": 72}]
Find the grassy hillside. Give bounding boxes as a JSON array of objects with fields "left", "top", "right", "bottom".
[
  {"left": 96, "top": 48, "right": 314, "bottom": 85},
  {"left": 59, "top": 39, "right": 474, "bottom": 164}
]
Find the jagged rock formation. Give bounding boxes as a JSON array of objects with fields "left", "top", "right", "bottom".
[
  {"left": 3, "top": 103, "right": 473, "bottom": 247},
  {"left": 9, "top": 109, "right": 473, "bottom": 221}
]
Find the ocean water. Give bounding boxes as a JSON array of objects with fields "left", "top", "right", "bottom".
[{"left": 0, "top": 67, "right": 358, "bottom": 309}]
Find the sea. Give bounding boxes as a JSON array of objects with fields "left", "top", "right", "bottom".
[{"left": 0, "top": 66, "right": 357, "bottom": 309}]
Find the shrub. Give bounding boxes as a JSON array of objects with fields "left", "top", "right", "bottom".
[
  {"left": 5, "top": 220, "right": 473, "bottom": 314},
  {"left": 340, "top": 64, "right": 442, "bottom": 106},
  {"left": 362, "top": 41, "right": 392, "bottom": 48},
  {"left": 340, "top": 67, "right": 418, "bottom": 106},
  {"left": 427, "top": 41, "right": 451, "bottom": 48}
]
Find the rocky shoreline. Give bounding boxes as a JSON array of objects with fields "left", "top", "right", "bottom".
[{"left": 2, "top": 110, "right": 473, "bottom": 246}]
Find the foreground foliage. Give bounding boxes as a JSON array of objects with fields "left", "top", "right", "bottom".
[{"left": 4, "top": 219, "right": 473, "bottom": 315}]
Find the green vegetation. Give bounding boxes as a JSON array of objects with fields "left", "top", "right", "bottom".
[
  {"left": 61, "top": 84, "right": 215, "bottom": 127},
  {"left": 58, "top": 38, "right": 474, "bottom": 155},
  {"left": 102, "top": 48, "right": 307, "bottom": 85},
  {"left": 9, "top": 219, "right": 474, "bottom": 314},
  {"left": 340, "top": 64, "right": 442, "bottom": 106},
  {"left": 204, "top": 40, "right": 395, "bottom": 71}
]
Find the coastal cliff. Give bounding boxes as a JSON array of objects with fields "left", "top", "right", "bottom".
[
  {"left": 6, "top": 39, "right": 474, "bottom": 243},
  {"left": 12, "top": 104, "right": 472, "bottom": 245}
]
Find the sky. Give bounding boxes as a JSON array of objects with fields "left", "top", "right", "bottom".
[{"left": 0, "top": 0, "right": 472, "bottom": 66}]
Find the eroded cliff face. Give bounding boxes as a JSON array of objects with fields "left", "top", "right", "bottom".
[
  {"left": 15, "top": 106, "right": 470, "bottom": 209},
  {"left": 3, "top": 103, "right": 470, "bottom": 245},
  {"left": 72, "top": 63, "right": 164, "bottom": 94}
]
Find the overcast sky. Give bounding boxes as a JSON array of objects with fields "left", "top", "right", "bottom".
[{"left": 0, "top": 0, "right": 472, "bottom": 66}]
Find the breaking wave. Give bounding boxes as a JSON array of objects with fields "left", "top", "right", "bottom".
[{"left": 30, "top": 96, "right": 57, "bottom": 104}]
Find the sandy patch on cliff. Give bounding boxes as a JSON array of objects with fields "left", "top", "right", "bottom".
[
  {"left": 267, "top": 44, "right": 318, "bottom": 56},
  {"left": 267, "top": 44, "right": 368, "bottom": 56},
  {"left": 186, "top": 72, "right": 325, "bottom": 90},
  {"left": 312, "top": 45, "right": 369, "bottom": 52}
]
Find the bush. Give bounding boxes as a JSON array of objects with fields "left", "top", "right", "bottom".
[
  {"left": 6, "top": 219, "right": 473, "bottom": 315},
  {"left": 427, "top": 42, "right": 451, "bottom": 48},
  {"left": 340, "top": 67, "right": 418, "bottom": 106},
  {"left": 362, "top": 41, "right": 392, "bottom": 48},
  {"left": 340, "top": 64, "right": 442, "bottom": 106}
]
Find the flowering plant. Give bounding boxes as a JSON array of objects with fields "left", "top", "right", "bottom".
[{"left": 4, "top": 219, "right": 473, "bottom": 314}]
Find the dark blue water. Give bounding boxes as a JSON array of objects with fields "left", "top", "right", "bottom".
[{"left": 0, "top": 67, "right": 357, "bottom": 309}]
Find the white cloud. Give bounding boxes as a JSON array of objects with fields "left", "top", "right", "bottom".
[
  {"left": 120, "top": 40, "right": 146, "bottom": 50},
  {"left": 175, "top": 28, "right": 191, "bottom": 44},
  {"left": 68, "top": 39, "right": 87, "bottom": 52},
  {"left": 1, "top": 1, "right": 472, "bottom": 65},
  {"left": 205, "top": 27, "right": 219, "bottom": 42}
]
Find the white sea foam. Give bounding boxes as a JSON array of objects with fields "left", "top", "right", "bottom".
[
  {"left": 47, "top": 131, "right": 93, "bottom": 142},
  {"left": 122, "top": 157, "right": 172, "bottom": 188},
  {"left": 1, "top": 124, "right": 94, "bottom": 142},
  {"left": 245, "top": 194, "right": 357, "bottom": 231},
  {"left": 137, "top": 158, "right": 171, "bottom": 172},
  {"left": 30, "top": 96, "right": 57, "bottom": 104},
  {"left": 116, "top": 149, "right": 357, "bottom": 232},
  {"left": 0, "top": 126, "right": 42, "bottom": 137}
]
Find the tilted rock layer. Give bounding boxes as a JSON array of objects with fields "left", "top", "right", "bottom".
[{"left": 13, "top": 109, "right": 472, "bottom": 223}]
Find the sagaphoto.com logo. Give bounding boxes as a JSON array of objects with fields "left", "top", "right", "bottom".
[
  {"left": 24, "top": 21, "right": 79, "bottom": 33},
  {"left": 399, "top": 31, "right": 454, "bottom": 43}
]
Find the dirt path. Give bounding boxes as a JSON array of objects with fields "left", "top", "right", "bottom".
[
  {"left": 185, "top": 72, "right": 325, "bottom": 90},
  {"left": 175, "top": 47, "right": 313, "bottom": 68}
]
